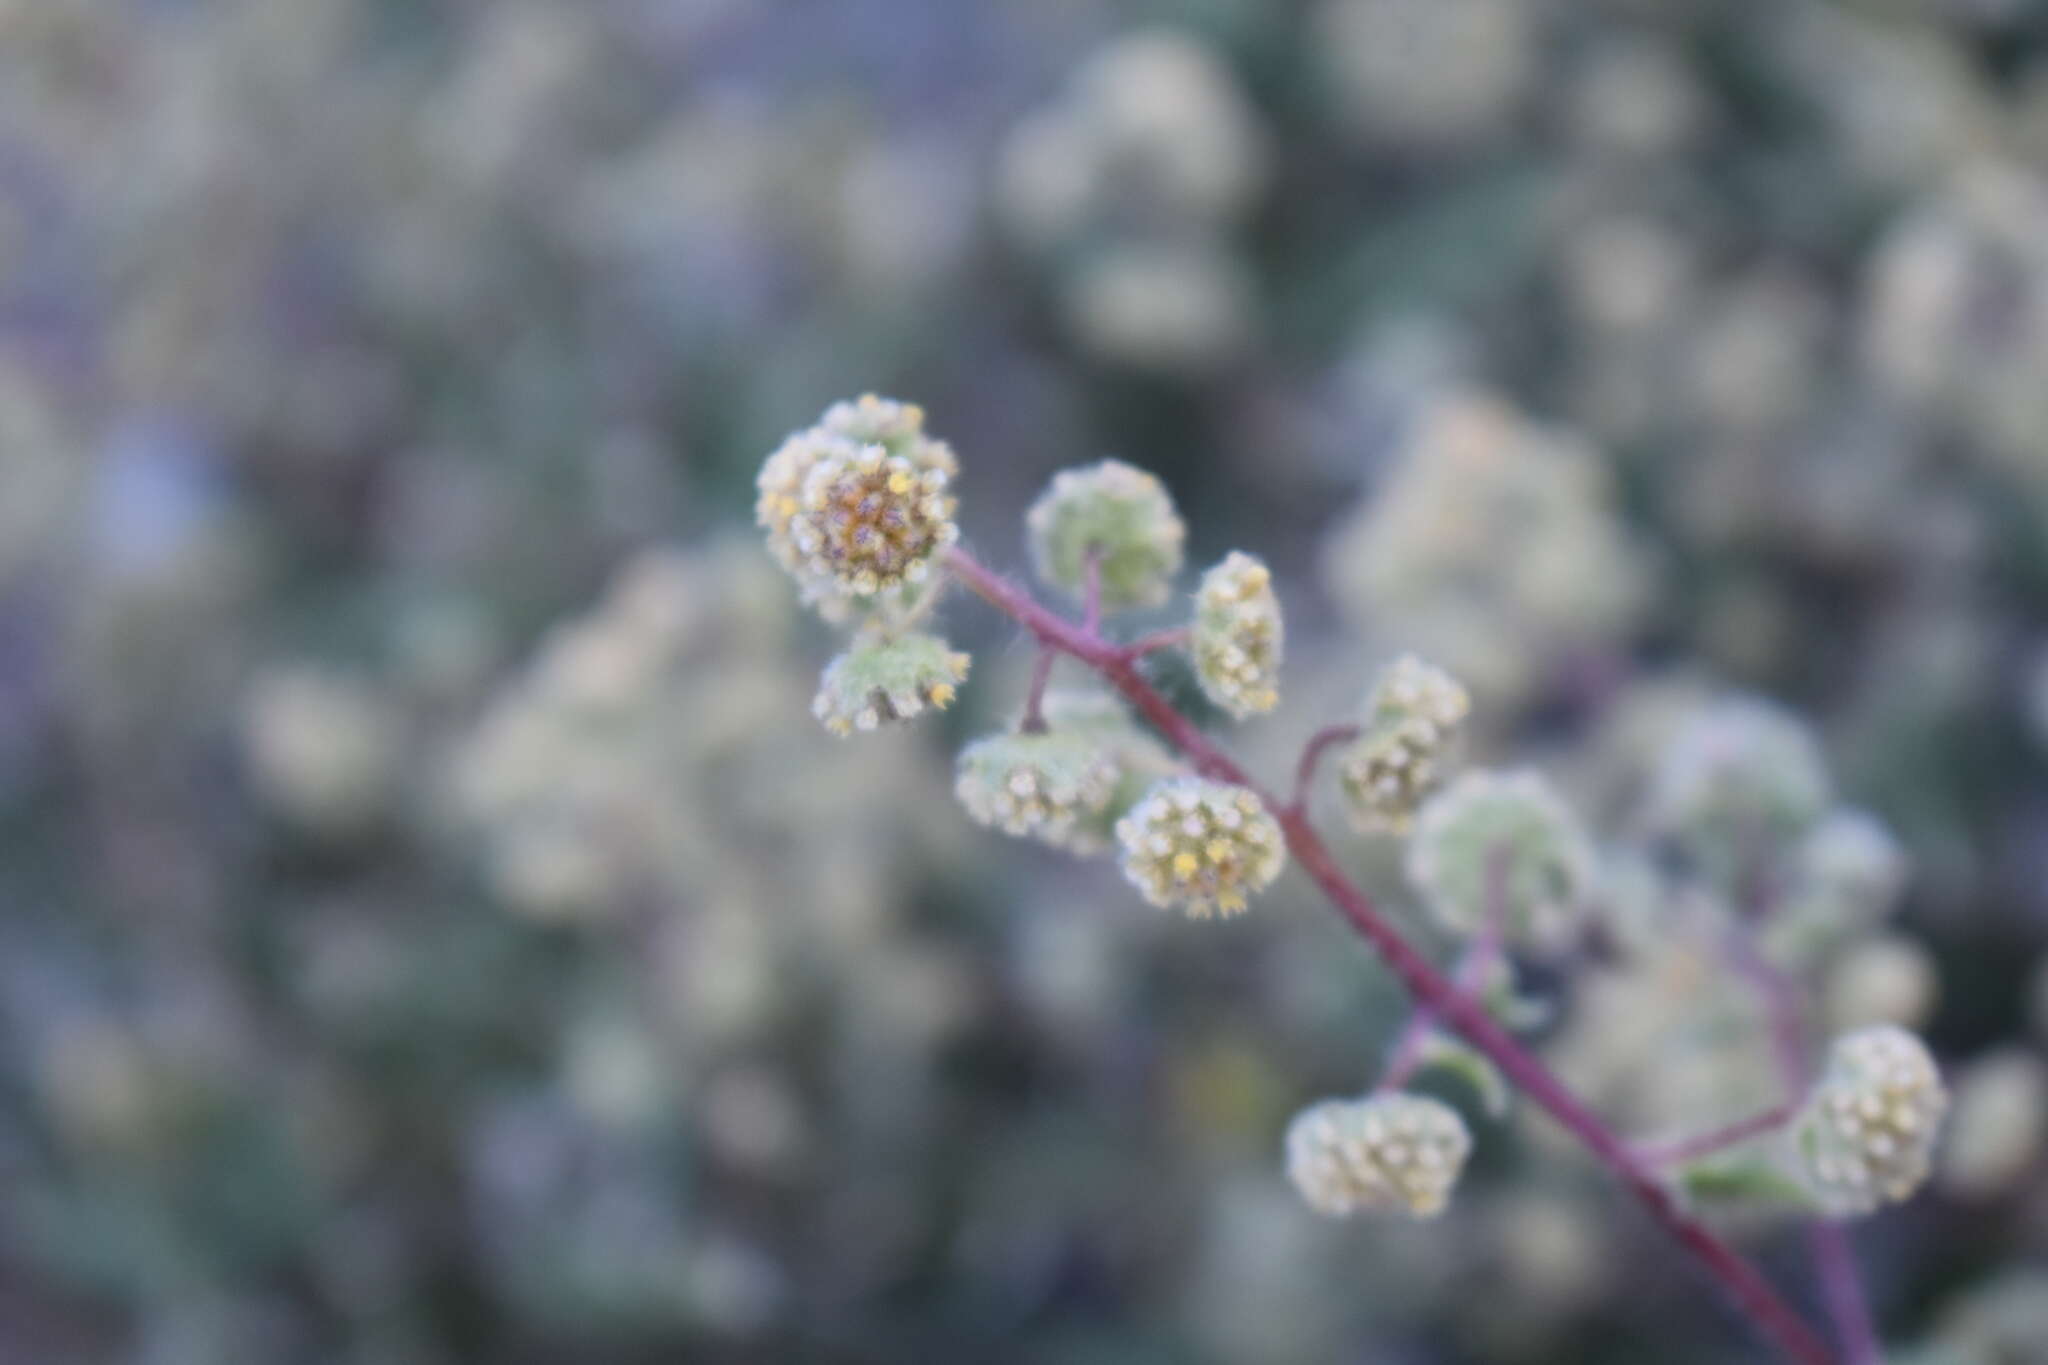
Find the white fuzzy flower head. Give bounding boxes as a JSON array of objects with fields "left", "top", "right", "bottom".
[
  {"left": 1340, "top": 654, "right": 1471, "bottom": 833},
  {"left": 758, "top": 397, "right": 961, "bottom": 607},
  {"left": 1192, "top": 552, "right": 1283, "bottom": 718},
  {"left": 955, "top": 731, "right": 1120, "bottom": 852},
  {"left": 1797, "top": 1025, "right": 1948, "bottom": 1217},
  {"left": 1285, "top": 1093, "right": 1473, "bottom": 1219},
  {"left": 1645, "top": 697, "right": 1831, "bottom": 885},
  {"left": 1407, "top": 770, "right": 1593, "bottom": 948},
  {"left": 1114, "top": 778, "right": 1284, "bottom": 918},
  {"left": 1026, "top": 460, "right": 1186, "bottom": 609},
  {"left": 812, "top": 633, "right": 971, "bottom": 737}
]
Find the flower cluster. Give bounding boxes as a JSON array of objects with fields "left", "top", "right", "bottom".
[
  {"left": 812, "top": 633, "right": 971, "bottom": 737},
  {"left": 1407, "top": 769, "right": 1593, "bottom": 948},
  {"left": 1284, "top": 1092, "right": 1474, "bottom": 1219},
  {"left": 1339, "top": 654, "right": 1471, "bottom": 833},
  {"left": 1796, "top": 1025, "right": 1948, "bottom": 1216},
  {"left": 1115, "top": 778, "right": 1284, "bottom": 918},
  {"left": 955, "top": 731, "right": 1121, "bottom": 852},
  {"left": 1191, "top": 552, "right": 1283, "bottom": 718},
  {"left": 757, "top": 396, "right": 961, "bottom": 608},
  {"left": 1026, "top": 459, "right": 1186, "bottom": 609}
]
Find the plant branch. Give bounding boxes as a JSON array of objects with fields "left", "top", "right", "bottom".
[
  {"left": 1122, "top": 626, "right": 1189, "bottom": 659},
  {"left": 1292, "top": 723, "right": 1362, "bottom": 813},
  {"left": 1727, "top": 897, "right": 1883, "bottom": 1365},
  {"left": 1019, "top": 646, "right": 1057, "bottom": 733},
  {"left": 1635, "top": 1104, "right": 1798, "bottom": 1166},
  {"left": 1809, "top": 1222, "right": 1884, "bottom": 1365},
  {"left": 941, "top": 547, "right": 1836, "bottom": 1365},
  {"left": 1376, "top": 863, "right": 1507, "bottom": 1096}
]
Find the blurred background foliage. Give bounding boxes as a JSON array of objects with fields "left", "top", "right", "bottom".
[{"left": 2, "top": 0, "right": 2047, "bottom": 1361}]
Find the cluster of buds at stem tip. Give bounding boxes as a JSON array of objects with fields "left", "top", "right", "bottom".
[
  {"left": 1115, "top": 777, "right": 1285, "bottom": 917},
  {"left": 1285, "top": 1092, "right": 1474, "bottom": 1219},
  {"left": 1191, "top": 551, "right": 1283, "bottom": 718},
  {"left": 1795, "top": 1025, "right": 1948, "bottom": 1217},
  {"left": 759, "top": 397, "right": 973, "bottom": 738},
  {"left": 1339, "top": 653, "right": 1470, "bottom": 833}
]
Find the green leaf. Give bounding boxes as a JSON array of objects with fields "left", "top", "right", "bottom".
[
  {"left": 1413, "top": 1031, "right": 1511, "bottom": 1118},
  {"left": 1677, "top": 1157, "right": 1821, "bottom": 1215}
]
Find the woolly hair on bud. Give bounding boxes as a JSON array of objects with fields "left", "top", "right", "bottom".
[
  {"left": 1191, "top": 551, "right": 1283, "bottom": 718},
  {"left": 955, "top": 730, "right": 1121, "bottom": 853},
  {"left": 812, "top": 632, "right": 971, "bottom": 737},
  {"left": 1405, "top": 769, "right": 1593, "bottom": 948},
  {"left": 1114, "top": 777, "right": 1284, "bottom": 917},
  {"left": 1285, "top": 1092, "right": 1474, "bottom": 1219},
  {"left": 1025, "top": 459, "right": 1186, "bottom": 609}
]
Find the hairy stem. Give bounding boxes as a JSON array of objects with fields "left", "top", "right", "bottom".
[{"left": 942, "top": 546, "right": 1836, "bottom": 1365}]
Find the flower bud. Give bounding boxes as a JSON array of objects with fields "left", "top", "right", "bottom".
[
  {"left": 1796, "top": 1025, "right": 1947, "bottom": 1216},
  {"left": 1767, "top": 810, "right": 1910, "bottom": 962},
  {"left": 818, "top": 394, "right": 960, "bottom": 477},
  {"left": 1115, "top": 777, "right": 1285, "bottom": 917},
  {"left": 1285, "top": 1092, "right": 1473, "bottom": 1219},
  {"left": 1339, "top": 654, "right": 1470, "bottom": 833},
  {"left": 1191, "top": 552, "right": 1283, "bottom": 718},
  {"left": 812, "top": 633, "right": 971, "bottom": 737},
  {"left": 955, "top": 731, "right": 1121, "bottom": 852},
  {"left": 1937, "top": 1048, "right": 2046, "bottom": 1200},
  {"left": 758, "top": 399, "right": 962, "bottom": 609},
  {"left": 1406, "top": 769, "right": 1593, "bottom": 947},
  {"left": 1645, "top": 697, "right": 1831, "bottom": 887},
  {"left": 1026, "top": 459, "right": 1186, "bottom": 609}
]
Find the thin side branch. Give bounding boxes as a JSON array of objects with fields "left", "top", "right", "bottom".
[
  {"left": 941, "top": 547, "right": 1836, "bottom": 1365},
  {"left": 1635, "top": 1104, "right": 1798, "bottom": 1166},
  {"left": 1292, "top": 723, "right": 1362, "bottom": 813},
  {"left": 1019, "top": 646, "right": 1057, "bottom": 733},
  {"left": 1121, "top": 626, "right": 1189, "bottom": 660},
  {"left": 1809, "top": 1222, "right": 1884, "bottom": 1365}
]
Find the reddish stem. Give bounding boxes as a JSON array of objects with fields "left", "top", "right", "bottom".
[
  {"left": 1123, "top": 626, "right": 1190, "bottom": 659},
  {"left": 1809, "top": 1222, "right": 1883, "bottom": 1365},
  {"left": 1727, "top": 910, "right": 1883, "bottom": 1364},
  {"left": 1636, "top": 1104, "right": 1798, "bottom": 1166},
  {"left": 942, "top": 548, "right": 1835, "bottom": 1365},
  {"left": 1292, "top": 723, "right": 1362, "bottom": 813},
  {"left": 1379, "top": 909, "right": 1501, "bottom": 1092},
  {"left": 1020, "top": 646, "right": 1057, "bottom": 733}
]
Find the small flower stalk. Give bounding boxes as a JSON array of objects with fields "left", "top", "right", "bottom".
[
  {"left": 1026, "top": 459, "right": 1186, "bottom": 608},
  {"left": 956, "top": 731, "right": 1121, "bottom": 852},
  {"left": 1339, "top": 653, "right": 1471, "bottom": 833},
  {"left": 1115, "top": 777, "right": 1285, "bottom": 917},
  {"left": 1796, "top": 1025, "right": 1948, "bottom": 1217},
  {"left": 813, "top": 633, "right": 971, "bottom": 737},
  {"left": 1191, "top": 551, "right": 1283, "bottom": 718},
  {"left": 1285, "top": 1092, "right": 1474, "bottom": 1219}
]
